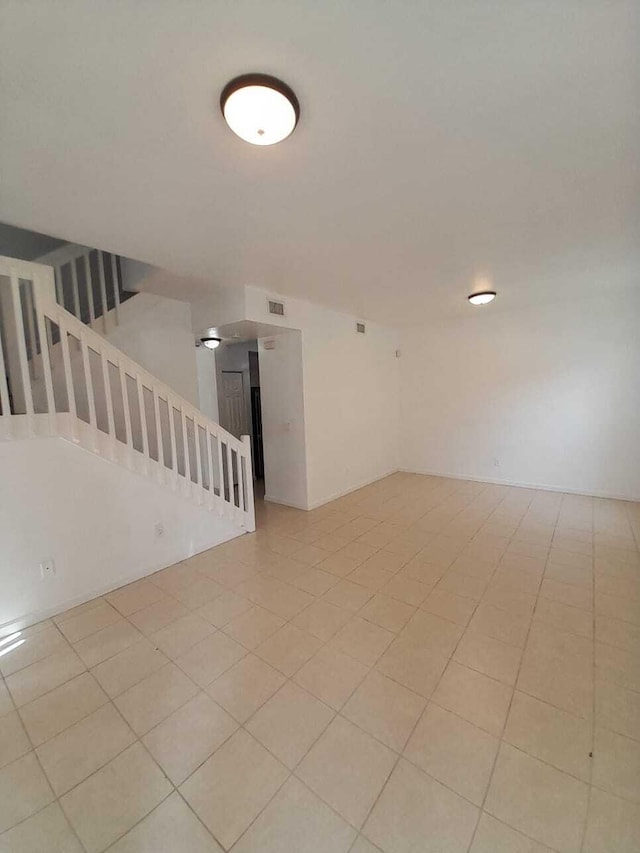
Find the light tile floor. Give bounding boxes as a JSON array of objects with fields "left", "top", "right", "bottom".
[{"left": 1, "top": 473, "right": 640, "bottom": 852}]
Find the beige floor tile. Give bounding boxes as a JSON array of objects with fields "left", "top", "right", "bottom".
[
  {"left": 534, "top": 597, "right": 594, "bottom": 639},
  {"left": 376, "top": 634, "right": 448, "bottom": 697},
  {"left": 470, "top": 812, "right": 555, "bottom": 852},
  {"left": 0, "top": 710, "right": 30, "bottom": 769},
  {"left": 255, "top": 624, "right": 323, "bottom": 677},
  {"left": 207, "top": 653, "right": 286, "bottom": 722},
  {"left": 329, "top": 617, "right": 395, "bottom": 666},
  {"left": 294, "top": 647, "right": 368, "bottom": 710},
  {"left": 596, "top": 614, "right": 640, "bottom": 652},
  {"left": 317, "top": 552, "right": 362, "bottom": 578},
  {"left": 405, "top": 703, "right": 498, "bottom": 805},
  {"left": 0, "top": 680, "right": 12, "bottom": 718},
  {"left": 236, "top": 576, "right": 314, "bottom": 619},
  {"left": 322, "top": 580, "right": 374, "bottom": 611},
  {"left": 525, "top": 621, "right": 592, "bottom": 663},
  {"left": 421, "top": 588, "right": 477, "bottom": 626},
  {"left": 195, "top": 590, "right": 253, "bottom": 627},
  {"left": 350, "top": 836, "right": 384, "bottom": 853},
  {"left": 433, "top": 660, "right": 512, "bottom": 736},
  {"left": 0, "top": 802, "right": 83, "bottom": 853},
  {"left": 223, "top": 606, "right": 285, "bottom": 649},
  {"left": 545, "top": 562, "right": 593, "bottom": 589},
  {"left": 363, "top": 758, "right": 478, "bottom": 853},
  {"left": 485, "top": 743, "right": 589, "bottom": 853},
  {"left": 518, "top": 647, "right": 593, "bottom": 719},
  {"left": 596, "top": 641, "right": 640, "bottom": 692},
  {"left": 400, "top": 610, "right": 463, "bottom": 657},
  {"left": 232, "top": 776, "right": 355, "bottom": 853},
  {"left": 73, "top": 620, "right": 142, "bottom": 668},
  {"left": 454, "top": 630, "right": 522, "bottom": 685},
  {"left": 36, "top": 703, "right": 135, "bottom": 795},
  {"left": 104, "top": 578, "right": 167, "bottom": 616},
  {"left": 583, "top": 787, "right": 640, "bottom": 853},
  {"left": 592, "top": 726, "right": 640, "bottom": 803},
  {"left": 504, "top": 691, "right": 592, "bottom": 781},
  {"left": 435, "top": 571, "right": 487, "bottom": 602},
  {"left": 596, "top": 592, "right": 640, "bottom": 627},
  {"left": 114, "top": 662, "right": 199, "bottom": 735},
  {"left": 0, "top": 624, "right": 69, "bottom": 678},
  {"left": 247, "top": 681, "right": 334, "bottom": 769},
  {"left": 6, "top": 648, "right": 86, "bottom": 707},
  {"left": 175, "top": 631, "right": 246, "bottom": 687},
  {"left": 297, "top": 716, "right": 396, "bottom": 828},
  {"left": 540, "top": 578, "right": 593, "bottom": 612},
  {"left": 90, "top": 639, "right": 168, "bottom": 698},
  {"left": 469, "top": 602, "right": 531, "bottom": 648},
  {"left": 595, "top": 676, "right": 640, "bottom": 741},
  {"left": 151, "top": 614, "right": 215, "bottom": 660},
  {"left": 171, "top": 576, "right": 225, "bottom": 610},
  {"left": 57, "top": 601, "right": 122, "bottom": 644},
  {"left": 347, "top": 563, "right": 394, "bottom": 593},
  {"left": 180, "top": 729, "right": 288, "bottom": 850},
  {"left": 19, "top": 672, "right": 107, "bottom": 746},
  {"left": 143, "top": 692, "right": 237, "bottom": 784},
  {"left": 127, "top": 597, "right": 189, "bottom": 635},
  {"left": 379, "top": 574, "right": 432, "bottom": 606},
  {"left": 108, "top": 792, "right": 223, "bottom": 852},
  {"left": 292, "top": 600, "right": 351, "bottom": 640},
  {"left": 341, "top": 541, "right": 381, "bottom": 564},
  {"left": 343, "top": 670, "right": 426, "bottom": 751},
  {"left": 359, "top": 594, "right": 415, "bottom": 633},
  {"left": 483, "top": 585, "right": 537, "bottom": 619},
  {"left": 293, "top": 567, "right": 339, "bottom": 595},
  {"left": 0, "top": 752, "right": 54, "bottom": 833},
  {"left": 60, "top": 742, "right": 171, "bottom": 853}
]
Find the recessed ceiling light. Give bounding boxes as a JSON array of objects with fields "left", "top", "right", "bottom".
[
  {"left": 201, "top": 337, "right": 221, "bottom": 350},
  {"left": 220, "top": 74, "right": 300, "bottom": 145},
  {"left": 468, "top": 291, "right": 497, "bottom": 305}
]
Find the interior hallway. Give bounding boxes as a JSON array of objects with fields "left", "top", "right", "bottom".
[{"left": 1, "top": 472, "right": 639, "bottom": 852}]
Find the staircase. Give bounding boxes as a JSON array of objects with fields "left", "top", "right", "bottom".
[{"left": 0, "top": 253, "right": 255, "bottom": 533}]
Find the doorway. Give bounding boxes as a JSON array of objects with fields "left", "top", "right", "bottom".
[{"left": 216, "top": 339, "right": 265, "bottom": 491}]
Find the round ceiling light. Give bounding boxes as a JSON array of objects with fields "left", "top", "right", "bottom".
[
  {"left": 200, "top": 337, "right": 221, "bottom": 350},
  {"left": 468, "top": 291, "right": 497, "bottom": 306},
  {"left": 220, "top": 74, "right": 300, "bottom": 145}
]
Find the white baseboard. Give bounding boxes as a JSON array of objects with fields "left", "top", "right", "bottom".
[
  {"left": 265, "top": 470, "right": 400, "bottom": 513},
  {"left": 400, "top": 467, "right": 640, "bottom": 503},
  {"left": 0, "top": 529, "right": 243, "bottom": 637},
  {"left": 306, "top": 469, "right": 400, "bottom": 510}
]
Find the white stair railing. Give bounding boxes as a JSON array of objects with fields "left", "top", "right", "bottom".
[
  {"left": 36, "top": 243, "right": 133, "bottom": 334},
  {"left": 0, "top": 254, "right": 255, "bottom": 532}
]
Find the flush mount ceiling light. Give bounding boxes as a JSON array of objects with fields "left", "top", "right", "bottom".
[
  {"left": 220, "top": 74, "right": 300, "bottom": 145},
  {"left": 200, "top": 337, "right": 221, "bottom": 350},
  {"left": 468, "top": 291, "right": 497, "bottom": 306}
]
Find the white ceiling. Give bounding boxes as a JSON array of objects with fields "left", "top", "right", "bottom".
[{"left": 0, "top": 0, "right": 637, "bottom": 326}]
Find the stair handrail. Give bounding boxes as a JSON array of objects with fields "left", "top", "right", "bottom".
[{"left": 0, "top": 254, "right": 255, "bottom": 531}]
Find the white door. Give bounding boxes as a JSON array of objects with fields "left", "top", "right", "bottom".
[{"left": 220, "top": 371, "right": 247, "bottom": 438}]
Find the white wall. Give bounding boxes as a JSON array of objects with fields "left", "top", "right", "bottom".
[
  {"left": 246, "top": 286, "right": 400, "bottom": 509},
  {"left": 106, "top": 292, "right": 199, "bottom": 406},
  {"left": 399, "top": 288, "right": 640, "bottom": 500},
  {"left": 0, "top": 437, "right": 240, "bottom": 629},
  {"left": 195, "top": 346, "right": 219, "bottom": 423},
  {"left": 258, "top": 330, "right": 308, "bottom": 509}
]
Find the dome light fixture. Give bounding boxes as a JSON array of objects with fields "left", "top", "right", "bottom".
[
  {"left": 468, "top": 291, "right": 497, "bottom": 306},
  {"left": 220, "top": 73, "right": 300, "bottom": 145},
  {"left": 200, "top": 337, "right": 221, "bottom": 350}
]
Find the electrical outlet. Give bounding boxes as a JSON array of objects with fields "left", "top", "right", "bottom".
[
  {"left": 40, "top": 559, "right": 56, "bottom": 580},
  {"left": 155, "top": 522, "right": 165, "bottom": 538}
]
